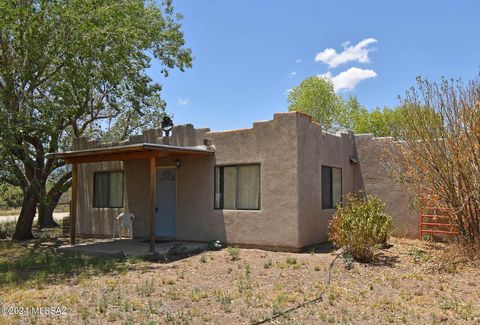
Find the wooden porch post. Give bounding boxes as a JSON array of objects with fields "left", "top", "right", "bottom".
[
  {"left": 149, "top": 156, "right": 156, "bottom": 252},
  {"left": 70, "top": 163, "right": 78, "bottom": 246}
]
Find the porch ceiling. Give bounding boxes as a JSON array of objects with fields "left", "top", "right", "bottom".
[{"left": 46, "top": 143, "right": 214, "bottom": 164}]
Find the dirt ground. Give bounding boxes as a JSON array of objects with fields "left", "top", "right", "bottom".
[{"left": 0, "top": 237, "right": 479, "bottom": 324}]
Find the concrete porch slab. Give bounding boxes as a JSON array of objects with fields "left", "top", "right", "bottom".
[{"left": 59, "top": 239, "right": 208, "bottom": 258}]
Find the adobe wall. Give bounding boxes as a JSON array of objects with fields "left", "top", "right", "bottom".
[
  {"left": 296, "top": 114, "right": 363, "bottom": 247},
  {"left": 175, "top": 112, "right": 301, "bottom": 249},
  {"left": 73, "top": 138, "right": 124, "bottom": 237},
  {"left": 354, "top": 135, "right": 418, "bottom": 238}
]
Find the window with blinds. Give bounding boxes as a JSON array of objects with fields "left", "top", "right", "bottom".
[
  {"left": 321, "top": 166, "right": 342, "bottom": 209},
  {"left": 93, "top": 171, "right": 124, "bottom": 208},
  {"left": 214, "top": 164, "right": 260, "bottom": 210}
]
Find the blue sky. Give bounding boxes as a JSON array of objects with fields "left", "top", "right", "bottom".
[{"left": 149, "top": 0, "right": 480, "bottom": 131}]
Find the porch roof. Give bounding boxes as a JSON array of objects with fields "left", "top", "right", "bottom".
[{"left": 47, "top": 142, "right": 214, "bottom": 164}]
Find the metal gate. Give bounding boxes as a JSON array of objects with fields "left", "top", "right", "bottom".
[{"left": 419, "top": 205, "right": 458, "bottom": 239}]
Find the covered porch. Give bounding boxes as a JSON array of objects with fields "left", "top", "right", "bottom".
[{"left": 47, "top": 142, "right": 214, "bottom": 252}]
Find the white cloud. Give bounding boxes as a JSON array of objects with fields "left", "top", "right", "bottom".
[
  {"left": 177, "top": 98, "right": 190, "bottom": 106},
  {"left": 296, "top": 59, "right": 302, "bottom": 63},
  {"left": 319, "top": 67, "right": 377, "bottom": 92},
  {"left": 288, "top": 71, "right": 297, "bottom": 77},
  {"left": 315, "top": 38, "right": 377, "bottom": 68}
]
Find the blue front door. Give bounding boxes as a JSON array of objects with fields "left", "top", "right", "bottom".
[{"left": 155, "top": 168, "right": 176, "bottom": 238}]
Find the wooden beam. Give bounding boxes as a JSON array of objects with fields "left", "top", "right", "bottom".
[
  {"left": 47, "top": 143, "right": 214, "bottom": 162},
  {"left": 70, "top": 163, "right": 78, "bottom": 246},
  {"left": 65, "top": 150, "right": 169, "bottom": 164},
  {"left": 149, "top": 156, "right": 156, "bottom": 252}
]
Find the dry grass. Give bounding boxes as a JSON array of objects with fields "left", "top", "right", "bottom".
[{"left": 0, "top": 237, "right": 479, "bottom": 324}]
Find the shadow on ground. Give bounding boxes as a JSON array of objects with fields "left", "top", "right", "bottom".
[
  {"left": 370, "top": 252, "right": 400, "bottom": 267},
  {"left": 304, "top": 242, "right": 337, "bottom": 254},
  {"left": 0, "top": 238, "right": 208, "bottom": 287}
]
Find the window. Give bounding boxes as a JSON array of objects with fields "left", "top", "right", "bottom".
[
  {"left": 322, "top": 166, "right": 342, "bottom": 209},
  {"left": 93, "top": 171, "right": 124, "bottom": 208},
  {"left": 215, "top": 164, "right": 260, "bottom": 210}
]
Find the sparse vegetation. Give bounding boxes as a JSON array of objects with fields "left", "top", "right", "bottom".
[
  {"left": 264, "top": 258, "right": 273, "bottom": 269},
  {"left": 407, "top": 246, "right": 427, "bottom": 263},
  {"left": 237, "top": 263, "right": 252, "bottom": 294},
  {"left": 0, "top": 237, "right": 478, "bottom": 324},
  {"left": 286, "top": 257, "right": 297, "bottom": 265},
  {"left": 0, "top": 242, "right": 121, "bottom": 287},
  {"left": 226, "top": 246, "right": 241, "bottom": 261},
  {"left": 137, "top": 279, "right": 155, "bottom": 297}
]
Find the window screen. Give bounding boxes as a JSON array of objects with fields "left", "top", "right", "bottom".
[
  {"left": 93, "top": 171, "right": 124, "bottom": 208},
  {"left": 215, "top": 164, "right": 260, "bottom": 210},
  {"left": 322, "top": 166, "right": 342, "bottom": 209}
]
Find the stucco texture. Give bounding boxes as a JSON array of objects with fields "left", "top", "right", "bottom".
[
  {"left": 182, "top": 113, "right": 301, "bottom": 249},
  {"left": 74, "top": 137, "right": 124, "bottom": 237},
  {"left": 297, "top": 115, "right": 363, "bottom": 247},
  {"left": 354, "top": 135, "right": 418, "bottom": 238}
]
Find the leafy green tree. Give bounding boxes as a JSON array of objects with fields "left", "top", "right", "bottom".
[
  {"left": 339, "top": 95, "right": 368, "bottom": 130},
  {"left": 288, "top": 76, "right": 344, "bottom": 131},
  {"left": 0, "top": 0, "right": 192, "bottom": 240},
  {"left": 287, "top": 76, "right": 409, "bottom": 137},
  {"left": 0, "top": 184, "right": 23, "bottom": 208},
  {"left": 351, "top": 107, "right": 408, "bottom": 138}
]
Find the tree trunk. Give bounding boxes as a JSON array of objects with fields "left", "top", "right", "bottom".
[
  {"left": 37, "top": 180, "right": 69, "bottom": 228},
  {"left": 12, "top": 189, "right": 38, "bottom": 240},
  {"left": 37, "top": 201, "right": 59, "bottom": 228}
]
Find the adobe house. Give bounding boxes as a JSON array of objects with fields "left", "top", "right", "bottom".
[{"left": 48, "top": 112, "right": 416, "bottom": 252}]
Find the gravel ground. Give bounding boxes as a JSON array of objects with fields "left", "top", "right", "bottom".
[{"left": 0, "top": 237, "right": 479, "bottom": 324}]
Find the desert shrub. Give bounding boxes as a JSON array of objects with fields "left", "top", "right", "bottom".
[
  {"left": 226, "top": 246, "right": 240, "bottom": 261},
  {"left": 389, "top": 76, "right": 480, "bottom": 249},
  {"left": 329, "top": 193, "right": 392, "bottom": 262}
]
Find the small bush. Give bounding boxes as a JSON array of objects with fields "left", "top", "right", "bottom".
[
  {"left": 286, "top": 257, "right": 297, "bottom": 265},
  {"left": 226, "top": 246, "right": 240, "bottom": 261},
  {"left": 329, "top": 193, "right": 392, "bottom": 262},
  {"left": 263, "top": 259, "right": 273, "bottom": 269}
]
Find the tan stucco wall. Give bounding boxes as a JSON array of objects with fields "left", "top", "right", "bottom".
[
  {"left": 355, "top": 135, "right": 418, "bottom": 238},
  {"left": 175, "top": 113, "right": 300, "bottom": 249},
  {"left": 124, "top": 159, "right": 149, "bottom": 238},
  {"left": 296, "top": 115, "right": 363, "bottom": 247},
  {"left": 73, "top": 112, "right": 418, "bottom": 249},
  {"left": 73, "top": 138, "right": 124, "bottom": 236}
]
